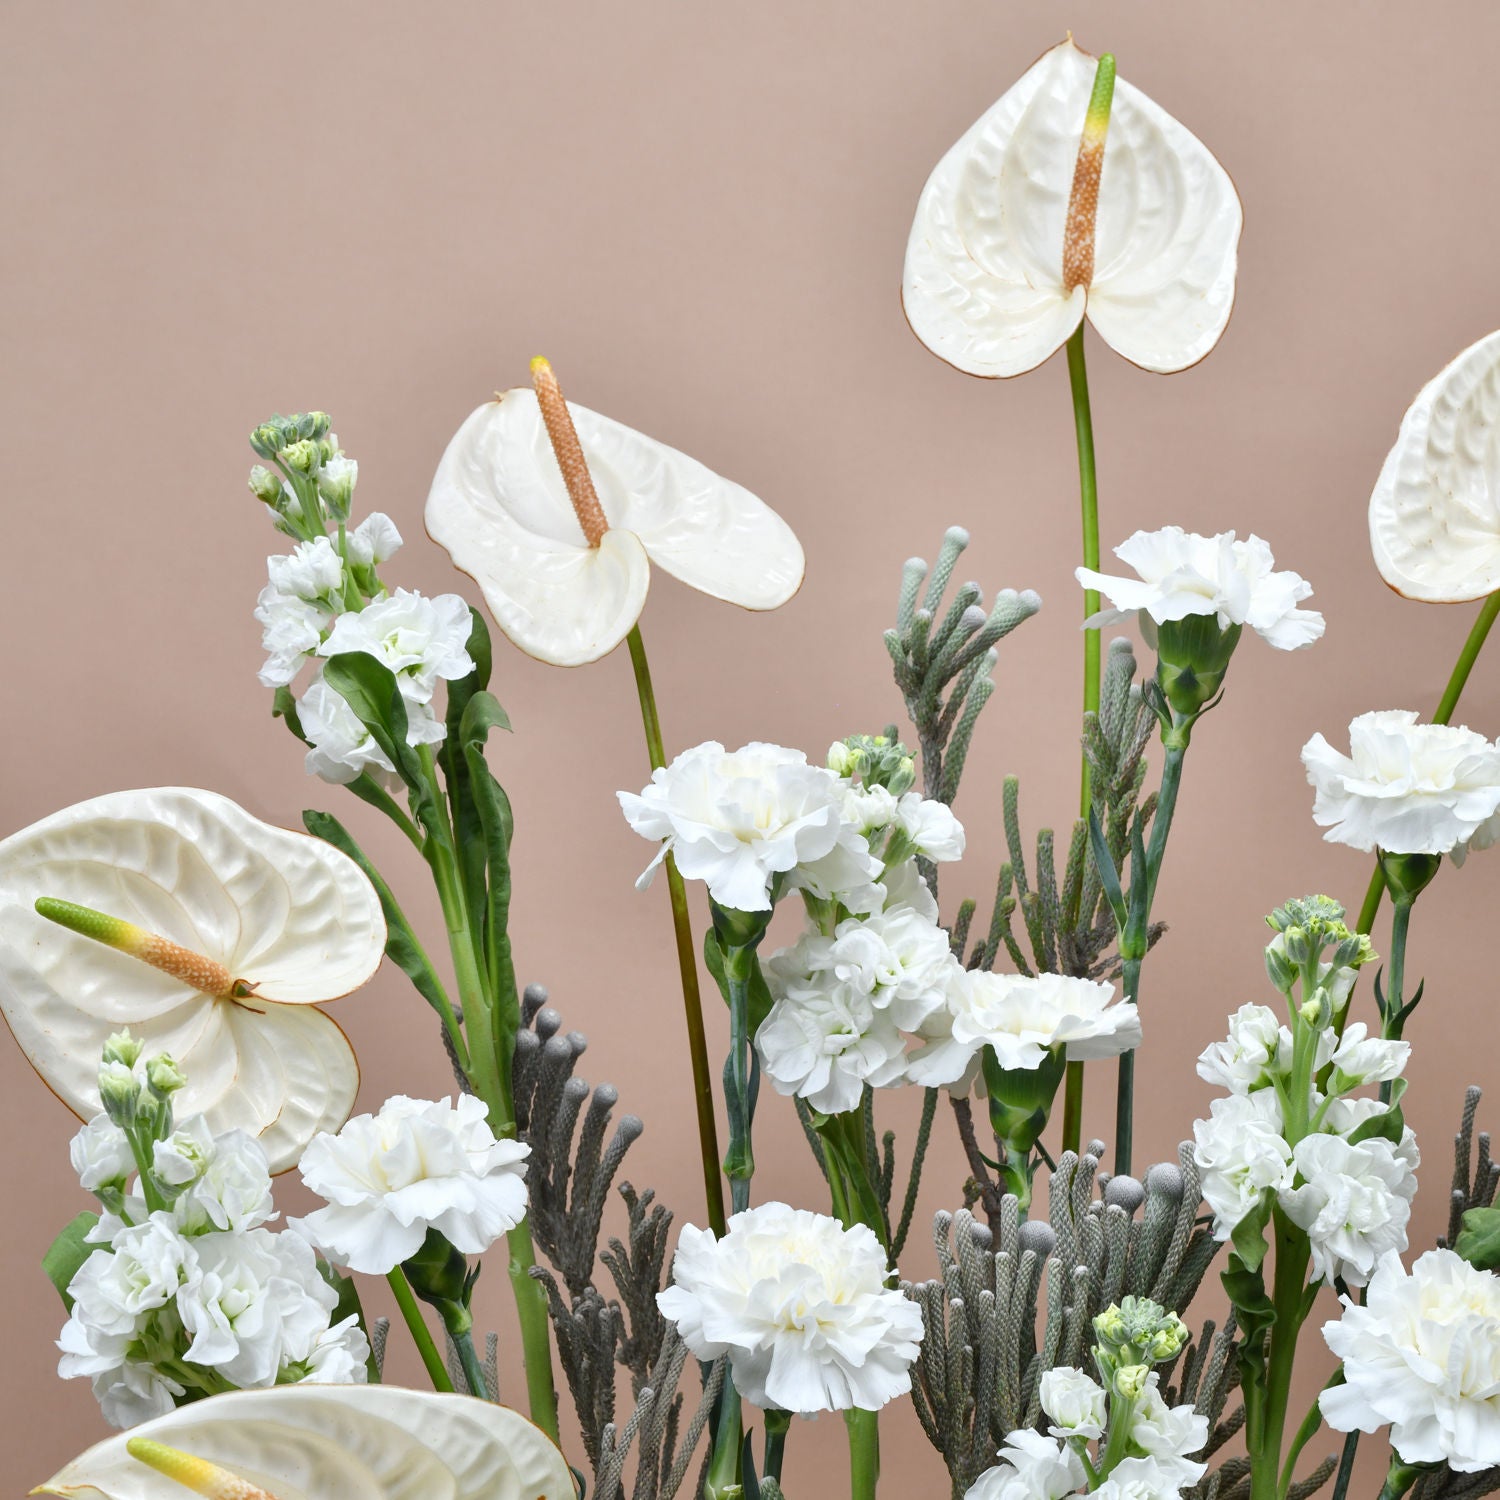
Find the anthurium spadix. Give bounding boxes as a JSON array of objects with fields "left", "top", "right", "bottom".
[
  {"left": 425, "top": 357, "right": 804, "bottom": 666},
  {"left": 902, "top": 38, "right": 1242, "bottom": 377},
  {"left": 34, "top": 1385, "right": 575, "bottom": 1500},
  {"left": 0, "top": 788, "right": 385, "bottom": 1173},
  {"left": 1369, "top": 329, "right": 1500, "bottom": 602}
]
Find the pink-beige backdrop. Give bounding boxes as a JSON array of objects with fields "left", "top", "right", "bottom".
[{"left": 4, "top": 4, "right": 1498, "bottom": 1494}]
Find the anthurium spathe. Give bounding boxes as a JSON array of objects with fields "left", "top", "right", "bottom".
[
  {"left": 1369, "top": 328, "right": 1500, "bottom": 602},
  {"left": 902, "top": 38, "right": 1242, "bottom": 377},
  {"left": 34, "top": 1385, "right": 576, "bottom": 1500},
  {"left": 424, "top": 357, "right": 804, "bottom": 666},
  {"left": 0, "top": 788, "right": 385, "bottom": 1173}
]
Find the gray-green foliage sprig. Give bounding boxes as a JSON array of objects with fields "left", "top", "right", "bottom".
[
  {"left": 902, "top": 1145, "right": 1227, "bottom": 1499},
  {"left": 886, "top": 526, "right": 1041, "bottom": 812},
  {"left": 954, "top": 637, "right": 1162, "bottom": 982}
]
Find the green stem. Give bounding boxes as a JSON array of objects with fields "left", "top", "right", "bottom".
[
  {"left": 1060, "top": 1059, "right": 1085, "bottom": 1157},
  {"left": 452, "top": 1326, "right": 491, "bottom": 1401},
  {"left": 416, "top": 745, "right": 558, "bottom": 1440},
  {"left": 764, "top": 1409, "right": 791, "bottom": 1484},
  {"left": 721, "top": 939, "right": 760, "bottom": 1216},
  {"left": 1250, "top": 1212, "right": 1313, "bottom": 1500},
  {"left": 1329, "top": 1432, "right": 1360, "bottom": 1500},
  {"left": 1356, "top": 590, "right": 1500, "bottom": 936},
  {"left": 1377, "top": 1461, "right": 1426, "bottom": 1500},
  {"left": 846, "top": 1406, "right": 880, "bottom": 1500},
  {"left": 627, "top": 625, "right": 727, "bottom": 1236},
  {"left": 1068, "top": 324, "right": 1102, "bottom": 813},
  {"left": 386, "top": 1269, "right": 455, "bottom": 1393},
  {"left": 705, "top": 1379, "right": 744, "bottom": 1500},
  {"left": 1279, "top": 1375, "right": 1341, "bottom": 1500}
]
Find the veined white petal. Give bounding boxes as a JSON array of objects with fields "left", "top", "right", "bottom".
[
  {"left": 903, "top": 38, "right": 1240, "bottom": 378},
  {"left": 0, "top": 788, "right": 382, "bottom": 1173},
  {"left": 1369, "top": 329, "right": 1500, "bottom": 602}
]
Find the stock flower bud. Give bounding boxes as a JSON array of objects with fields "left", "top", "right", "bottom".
[
  {"left": 1299, "top": 988, "right": 1333, "bottom": 1031},
  {"left": 279, "top": 439, "right": 319, "bottom": 474},
  {"left": 1264, "top": 937, "right": 1296, "bottom": 993},
  {"left": 146, "top": 1053, "right": 187, "bottom": 1098},
  {"left": 248, "top": 466, "right": 283, "bottom": 506},
  {"left": 317, "top": 455, "right": 358, "bottom": 520},
  {"left": 1093, "top": 1296, "right": 1189, "bottom": 1370},
  {"left": 1114, "top": 1362, "right": 1151, "bottom": 1401},
  {"left": 102, "top": 1030, "right": 143, "bottom": 1068},
  {"left": 98, "top": 1059, "right": 143, "bottom": 1126}
]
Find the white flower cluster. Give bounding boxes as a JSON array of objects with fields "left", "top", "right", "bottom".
[
  {"left": 657, "top": 1202, "right": 923, "bottom": 1414},
  {"left": 1076, "top": 526, "right": 1325, "bottom": 652},
  {"left": 1320, "top": 1248, "right": 1500, "bottom": 1474},
  {"left": 967, "top": 1366, "right": 1207, "bottom": 1500},
  {"left": 1302, "top": 710, "right": 1500, "bottom": 859},
  {"left": 1192, "top": 1001, "right": 1417, "bottom": 1286},
  {"left": 58, "top": 1111, "right": 368, "bottom": 1429},
  {"left": 293, "top": 1095, "right": 532, "bottom": 1276}
]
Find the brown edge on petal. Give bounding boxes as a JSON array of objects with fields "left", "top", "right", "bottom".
[{"left": 900, "top": 34, "right": 1246, "bottom": 379}]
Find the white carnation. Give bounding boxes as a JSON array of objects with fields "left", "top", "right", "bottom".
[
  {"left": 1192, "top": 1090, "right": 1293, "bottom": 1239},
  {"left": 1076, "top": 527, "right": 1324, "bottom": 651},
  {"left": 1321, "top": 1248, "right": 1500, "bottom": 1472},
  {"left": 1196, "top": 1004, "right": 1290, "bottom": 1095},
  {"left": 618, "top": 741, "right": 880, "bottom": 913},
  {"left": 965, "top": 1429, "right": 1087, "bottom": 1500},
  {"left": 1038, "top": 1366, "right": 1107, "bottom": 1438},
  {"left": 755, "top": 980, "right": 908, "bottom": 1115},
  {"left": 657, "top": 1203, "right": 922, "bottom": 1414},
  {"left": 1281, "top": 1130, "right": 1418, "bottom": 1287},
  {"left": 1302, "top": 711, "right": 1500, "bottom": 855},
  {"left": 294, "top": 1095, "right": 531, "bottom": 1275}
]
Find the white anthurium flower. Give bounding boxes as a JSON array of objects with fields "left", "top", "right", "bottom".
[
  {"left": 1369, "top": 329, "right": 1500, "bottom": 602},
  {"left": 1320, "top": 1248, "right": 1500, "bottom": 1473},
  {"left": 1078, "top": 527, "right": 1325, "bottom": 650},
  {"left": 293, "top": 1094, "right": 531, "bottom": 1275},
  {"left": 34, "top": 1384, "right": 576, "bottom": 1500},
  {"left": 0, "top": 788, "right": 385, "bottom": 1173},
  {"left": 426, "top": 357, "right": 804, "bottom": 667},
  {"left": 658, "top": 1202, "right": 923, "bottom": 1414},
  {"left": 903, "top": 38, "right": 1241, "bottom": 379},
  {"left": 1302, "top": 710, "right": 1500, "bottom": 855}
]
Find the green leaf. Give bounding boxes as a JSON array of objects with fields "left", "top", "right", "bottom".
[
  {"left": 316, "top": 1255, "right": 381, "bottom": 1383},
  {"left": 1347, "top": 1080, "right": 1407, "bottom": 1147},
  {"left": 1221, "top": 1249, "right": 1275, "bottom": 1350},
  {"left": 1087, "top": 807, "right": 1127, "bottom": 931},
  {"left": 302, "top": 809, "right": 454, "bottom": 1027},
  {"left": 1229, "top": 1195, "right": 1273, "bottom": 1273},
  {"left": 1455, "top": 1206, "right": 1500, "bottom": 1271},
  {"left": 273, "top": 684, "right": 308, "bottom": 742},
  {"left": 44, "top": 1212, "right": 100, "bottom": 1310},
  {"left": 459, "top": 690, "right": 518, "bottom": 1018},
  {"left": 321, "top": 653, "right": 425, "bottom": 793},
  {"left": 440, "top": 609, "right": 497, "bottom": 921}
]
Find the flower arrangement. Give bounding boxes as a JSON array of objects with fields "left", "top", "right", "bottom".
[{"left": 8, "top": 31, "right": 1500, "bottom": 1500}]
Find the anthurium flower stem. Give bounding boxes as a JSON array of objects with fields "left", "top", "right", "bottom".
[
  {"left": 385, "top": 1268, "right": 455, "bottom": 1393},
  {"left": 1063, "top": 323, "right": 1102, "bottom": 1159},
  {"left": 627, "top": 624, "right": 728, "bottom": 1235},
  {"left": 1355, "top": 590, "right": 1500, "bottom": 937}
]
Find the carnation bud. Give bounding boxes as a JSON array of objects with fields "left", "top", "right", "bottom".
[
  {"left": 402, "top": 1227, "right": 473, "bottom": 1333},
  {"left": 1154, "top": 615, "right": 1242, "bottom": 726},
  {"left": 145, "top": 1053, "right": 187, "bottom": 1098},
  {"left": 1378, "top": 850, "right": 1443, "bottom": 906}
]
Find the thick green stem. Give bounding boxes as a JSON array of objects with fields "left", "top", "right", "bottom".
[
  {"left": 705, "top": 1379, "right": 744, "bottom": 1500},
  {"left": 1061, "top": 1059, "right": 1085, "bottom": 1156},
  {"left": 721, "top": 940, "right": 759, "bottom": 1216},
  {"left": 846, "top": 1406, "right": 880, "bottom": 1500},
  {"left": 452, "top": 1326, "right": 491, "bottom": 1401},
  {"left": 1114, "top": 964, "right": 1140, "bottom": 1176},
  {"left": 1377, "top": 1461, "right": 1426, "bottom": 1500},
  {"left": 386, "top": 1269, "right": 455, "bottom": 1393},
  {"left": 1357, "top": 590, "right": 1500, "bottom": 936},
  {"left": 764, "top": 1409, "right": 791, "bottom": 1484},
  {"left": 627, "top": 625, "right": 727, "bottom": 1235},
  {"left": 1250, "top": 1213, "right": 1313, "bottom": 1500}
]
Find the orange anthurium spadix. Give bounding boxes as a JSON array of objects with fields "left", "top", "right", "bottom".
[
  {"left": 33, "top": 1386, "right": 576, "bottom": 1500},
  {"left": 903, "top": 38, "right": 1242, "bottom": 378},
  {"left": 1370, "top": 328, "right": 1500, "bottom": 602},
  {"left": 425, "top": 357, "right": 804, "bottom": 666},
  {"left": 0, "top": 788, "right": 386, "bottom": 1173}
]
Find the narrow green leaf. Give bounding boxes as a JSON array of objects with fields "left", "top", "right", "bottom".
[
  {"left": 459, "top": 690, "right": 519, "bottom": 1020},
  {"left": 1087, "top": 806, "right": 1127, "bottom": 931},
  {"left": 44, "top": 1212, "right": 100, "bottom": 1310}
]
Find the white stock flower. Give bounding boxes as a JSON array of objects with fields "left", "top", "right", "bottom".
[
  {"left": 297, "top": 1315, "right": 372, "bottom": 1384},
  {"left": 1281, "top": 1131, "right": 1418, "bottom": 1287},
  {"left": 1130, "top": 1373, "right": 1210, "bottom": 1474},
  {"left": 154, "top": 1117, "right": 276, "bottom": 1234},
  {"left": 70, "top": 1114, "right": 135, "bottom": 1193},
  {"left": 839, "top": 781, "right": 899, "bottom": 835},
  {"left": 755, "top": 981, "right": 908, "bottom": 1114},
  {"left": 1302, "top": 711, "right": 1500, "bottom": 855},
  {"left": 1320, "top": 1248, "right": 1500, "bottom": 1472},
  {"left": 618, "top": 741, "right": 880, "bottom": 913},
  {"left": 1192, "top": 1090, "right": 1293, "bottom": 1238},
  {"left": 895, "top": 793, "right": 966, "bottom": 862},
  {"left": 294, "top": 1095, "right": 531, "bottom": 1275},
  {"left": 66, "top": 1215, "right": 197, "bottom": 1337},
  {"left": 965, "top": 1429, "right": 1087, "bottom": 1500},
  {"left": 908, "top": 971, "right": 1140, "bottom": 1090},
  {"left": 298, "top": 672, "right": 400, "bottom": 786},
  {"left": 1327, "top": 1024, "right": 1410, "bottom": 1089},
  {"left": 321, "top": 589, "right": 475, "bottom": 708},
  {"left": 346, "top": 511, "right": 402, "bottom": 568},
  {"left": 177, "top": 1228, "right": 339, "bottom": 1388},
  {"left": 1196, "top": 1004, "right": 1290, "bottom": 1095},
  {"left": 1038, "top": 1366, "right": 1107, "bottom": 1438},
  {"left": 255, "top": 585, "right": 332, "bottom": 688},
  {"left": 268, "top": 536, "right": 345, "bottom": 602},
  {"left": 1077, "top": 527, "right": 1324, "bottom": 651},
  {"left": 657, "top": 1203, "right": 922, "bottom": 1414},
  {"left": 1093, "top": 1455, "right": 1202, "bottom": 1500}
]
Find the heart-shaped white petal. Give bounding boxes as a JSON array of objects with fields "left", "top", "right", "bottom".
[
  {"left": 1369, "top": 329, "right": 1500, "bottom": 603},
  {"left": 426, "top": 390, "right": 804, "bottom": 666},
  {"left": 903, "top": 38, "right": 1241, "bottom": 377},
  {"left": 34, "top": 1386, "right": 575, "bottom": 1500},
  {"left": 0, "top": 789, "right": 385, "bottom": 1173}
]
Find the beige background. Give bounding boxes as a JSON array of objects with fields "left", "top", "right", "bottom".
[{"left": 4, "top": 3, "right": 1499, "bottom": 1493}]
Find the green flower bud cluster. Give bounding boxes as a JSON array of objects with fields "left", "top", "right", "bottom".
[
  {"left": 246, "top": 412, "right": 355, "bottom": 539},
  {"left": 1092, "top": 1295, "right": 1189, "bottom": 1395},
  {"left": 1264, "top": 895, "right": 1375, "bottom": 1008},
  {"left": 96, "top": 1031, "right": 188, "bottom": 1205},
  {"left": 828, "top": 731, "right": 917, "bottom": 795}
]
